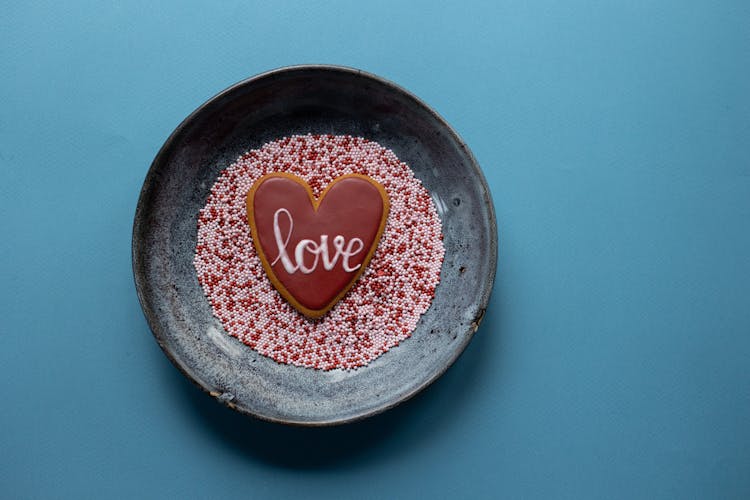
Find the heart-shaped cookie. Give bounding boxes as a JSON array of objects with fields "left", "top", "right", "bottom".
[{"left": 246, "top": 173, "right": 389, "bottom": 318}]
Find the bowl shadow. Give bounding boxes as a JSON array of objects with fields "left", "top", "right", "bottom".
[{"left": 157, "top": 305, "right": 501, "bottom": 470}]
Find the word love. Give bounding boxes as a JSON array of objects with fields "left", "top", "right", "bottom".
[
  {"left": 271, "top": 208, "right": 364, "bottom": 275},
  {"left": 247, "top": 173, "right": 389, "bottom": 318}
]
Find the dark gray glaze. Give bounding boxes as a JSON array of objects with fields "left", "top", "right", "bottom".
[{"left": 132, "top": 65, "right": 497, "bottom": 426}]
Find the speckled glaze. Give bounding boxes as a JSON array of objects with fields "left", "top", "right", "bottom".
[{"left": 132, "top": 65, "right": 497, "bottom": 426}]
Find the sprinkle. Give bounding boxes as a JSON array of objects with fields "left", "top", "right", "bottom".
[{"left": 194, "top": 134, "right": 445, "bottom": 370}]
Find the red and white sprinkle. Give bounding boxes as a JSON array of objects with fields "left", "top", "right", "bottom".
[{"left": 194, "top": 134, "right": 445, "bottom": 370}]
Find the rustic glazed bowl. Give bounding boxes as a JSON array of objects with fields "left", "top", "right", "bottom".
[{"left": 132, "top": 65, "right": 497, "bottom": 425}]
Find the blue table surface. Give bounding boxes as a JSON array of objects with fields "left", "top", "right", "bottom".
[{"left": 2, "top": 2, "right": 749, "bottom": 498}]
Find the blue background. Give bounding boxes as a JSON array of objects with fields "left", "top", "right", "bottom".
[{"left": 2, "top": 1, "right": 749, "bottom": 498}]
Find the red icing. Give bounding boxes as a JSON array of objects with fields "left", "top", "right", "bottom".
[{"left": 248, "top": 173, "right": 388, "bottom": 316}]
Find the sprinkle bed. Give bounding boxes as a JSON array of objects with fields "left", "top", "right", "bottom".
[{"left": 195, "top": 134, "right": 445, "bottom": 370}]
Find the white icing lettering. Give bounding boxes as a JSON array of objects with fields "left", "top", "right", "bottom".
[
  {"left": 294, "top": 239, "right": 320, "bottom": 274},
  {"left": 270, "top": 208, "right": 299, "bottom": 274},
  {"left": 270, "top": 208, "right": 365, "bottom": 275},
  {"left": 342, "top": 238, "right": 364, "bottom": 272}
]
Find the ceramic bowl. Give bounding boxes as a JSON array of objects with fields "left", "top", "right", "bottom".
[{"left": 132, "top": 65, "right": 497, "bottom": 425}]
